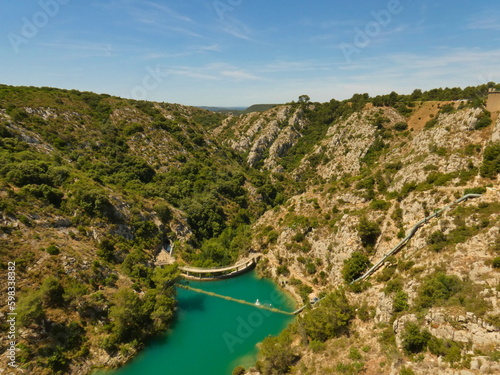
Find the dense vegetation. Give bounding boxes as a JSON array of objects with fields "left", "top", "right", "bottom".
[{"left": 0, "top": 85, "right": 275, "bottom": 372}]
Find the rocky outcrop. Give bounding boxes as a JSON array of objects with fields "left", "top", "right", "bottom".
[
  {"left": 218, "top": 105, "right": 306, "bottom": 169},
  {"left": 492, "top": 116, "right": 500, "bottom": 143},
  {"left": 388, "top": 108, "right": 487, "bottom": 192},
  {"left": 315, "top": 107, "right": 406, "bottom": 180},
  {"left": 393, "top": 310, "right": 500, "bottom": 375}
]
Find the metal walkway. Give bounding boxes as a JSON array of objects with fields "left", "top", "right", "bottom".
[
  {"left": 177, "top": 284, "right": 296, "bottom": 316},
  {"left": 351, "top": 193, "right": 482, "bottom": 283},
  {"left": 179, "top": 255, "right": 261, "bottom": 280}
]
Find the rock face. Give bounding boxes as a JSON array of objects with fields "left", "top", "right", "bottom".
[
  {"left": 217, "top": 105, "right": 306, "bottom": 170},
  {"left": 316, "top": 107, "right": 406, "bottom": 180},
  {"left": 387, "top": 108, "right": 486, "bottom": 192},
  {"left": 393, "top": 309, "right": 500, "bottom": 375},
  {"left": 492, "top": 116, "right": 500, "bottom": 143}
]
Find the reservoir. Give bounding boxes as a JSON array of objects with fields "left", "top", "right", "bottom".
[{"left": 107, "top": 270, "right": 295, "bottom": 375}]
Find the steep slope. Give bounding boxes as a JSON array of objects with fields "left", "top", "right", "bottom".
[
  {"left": 249, "top": 101, "right": 500, "bottom": 375},
  {"left": 1, "top": 84, "right": 500, "bottom": 375},
  {"left": 0, "top": 85, "right": 274, "bottom": 374}
]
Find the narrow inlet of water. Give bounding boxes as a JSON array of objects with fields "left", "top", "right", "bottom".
[{"left": 102, "top": 270, "right": 295, "bottom": 375}]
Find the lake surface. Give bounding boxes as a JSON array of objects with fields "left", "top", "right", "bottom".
[{"left": 106, "top": 270, "right": 295, "bottom": 375}]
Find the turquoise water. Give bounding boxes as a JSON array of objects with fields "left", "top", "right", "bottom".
[{"left": 105, "top": 271, "right": 295, "bottom": 375}]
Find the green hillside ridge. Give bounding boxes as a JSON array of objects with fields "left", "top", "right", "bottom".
[{"left": 0, "top": 83, "right": 500, "bottom": 374}]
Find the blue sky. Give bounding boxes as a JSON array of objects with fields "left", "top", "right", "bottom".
[{"left": 1, "top": 0, "right": 499, "bottom": 106}]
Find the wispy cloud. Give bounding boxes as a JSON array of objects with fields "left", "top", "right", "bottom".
[
  {"left": 142, "top": 1, "right": 194, "bottom": 24},
  {"left": 41, "top": 41, "right": 115, "bottom": 58},
  {"left": 220, "top": 69, "right": 261, "bottom": 81},
  {"left": 216, "top": 12, "right": 255, "bottom": 41},
  {"left": 334, "top": 47, "right": 500, "bottom": 94},
  {"left": 168, "top": 68, "right": 219, "bottom": 81},
  {"left": 467, "top": 11, "right": 500, "bottom": 31},
  {"left": 221, "top": 24, "right": 253, "bottom": 41},
  {"left": 167, "top": 63, "right": 263, "bottom": 82},
  {"left": 259, "top": 60, "right": 333, "bottom": 74},
  {"left": 139, "top": 44, "right": 221, "bottom": 61},
  {"left": 191, "top": 44, "right": 221, "bottom": 53},
  {"left": 94, "top": 0, "right": 201, "bottom": 38}
]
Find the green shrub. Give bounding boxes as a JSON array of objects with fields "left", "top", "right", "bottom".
[
  {"left": 425, "top": 118, "right": 439, "bottom": 129},
  {"left": 277, "top": 265, "right": 290, "bottom": 277},
  {"left": 349, "top": 348, "right": 362, "bottom": 360},
  {"left": 394, "top": 122, "right": 408, "bottom": 131},
  {"left": 73, "top": 188, "right": 116, "bottom": 220},
  {"left": 335, "top": 362, "right": 365, "bottom": 374},
  {"left": 474, "top": 111, "right": 492, "bottom": 130},
  {"left": 342, "top": 252, "right": 371, "bottom": 283},
  {"left": 415, "top": 272, "right": 463, "bottom": 309},
  {"left": 258, "top": 330, "right": 297, "bottom": 375},
  {"left": 22, "top": 184, "right": 64, "bottom": 207},
  {"left": 46, "top": 245, "right": 60, "bottom": 255},
  {"left": 40, "top": 276, "right": 65, "bottom": 307},
  {"left": 305, "top": 262, "right": 316, "bottom": 274},
  {"left": 5, "top": 161, "right": 52, "bottom": 187},
  {"left": 97, "top": 238, "right": 115, "bottom": 262},
  {"left": 356, "top": 177, "right": 375, "bottom": 190},
  {"left": 357, "top": 302, "right": 373, "bottom": 322},
  {"left": 376, "top": 265, "right": 396, "bottom": 282},
  {"left": 378, "top": 326, "right": 396, "bottom": 347},
  {"left": 297, "top": 284, "right": 313, "bottom": 302},
  {"left": 232, "top": 366, "right": 246, "bottom": 375},
  {"left": 393, "top": 290, "right": 409, "bottom": 313},
  {"left": 384, "top": 278, "right": 403, "bottom": 294},
  {"left": 19, "top": 215, "right": 31, "bottom": 226},
  {"left": 481, "top": 143, "right": 500, "bottom": 178},
  {"left": 427, "top": 231, "right": 448, "bottom": 252},
  {"left": 17, "top": 291, "right": 45, "bottom": 327},
  {"left": 123, "top": 123, "right": 144, "bottom": 136},
  {"left": 492, "top": 257, "right": 500, "bottom": 269},
  {"left": 370, "top": 199, "right": 391, "bottom": 211},
  {"left": 309, "top": 340, "right": 326, "bottom": 353},
  {"left": 400, "top": 182, "right": 417, "bottom": 197},
  {"left": 401, "top": 322, "right": 431, "bottom": 354},
  {"left": 46, "top": 349, "right": 69, "bottom": 372},
  {"left": 299, "top": 289, "right": 354, "bottom": 342},
  {"left": 439, "top": 103, "right": 455, "bottom": 114},
  {"left": 400, "top": 367, "right": 415, "bottom": 375},
  {"left": 464, "top": 187, "right": 486, "bottom": 195},
  {"left": 425, "top": 172, "right": 453, "bottom": 186},
  {"left": 292, "top": 232, "right": 305, "bottom": 242},
  {"left": 357, "top": 217, "right": 381, "bottom": 248},
  {"left": 154, "top": 203, "right": 173, "bottom": 224},
  {"left": 428, "top": 336, "right": 462, "bottom": 363}
]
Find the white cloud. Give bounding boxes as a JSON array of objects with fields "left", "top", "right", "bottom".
[
  {"left": 166, "top": 63, "right": 263, "bottom": 82},
  {"left": 168, "top": 68, "right": 219, "bottom": 81},
  {"left": 220, "top": 70, "right": 261, "bottom": 81}
]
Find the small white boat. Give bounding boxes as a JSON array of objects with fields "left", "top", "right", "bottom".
[{"left": 255, "top": 299, "right": 261, "bottom": 306}]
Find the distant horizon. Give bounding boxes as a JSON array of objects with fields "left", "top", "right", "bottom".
[
  {"left": 1, "top": 81, "right": 498, "bottom": 111},
  {"left": 1, "top": 1, "right": 499, "bottom": 107}
]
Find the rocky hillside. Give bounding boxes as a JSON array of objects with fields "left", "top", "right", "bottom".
[
  {"left": 0, "top": 84, "right": 500, "bottom": 375},
  {"left": 239, "top": 98, "right": 500, "bottom": 374}
]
